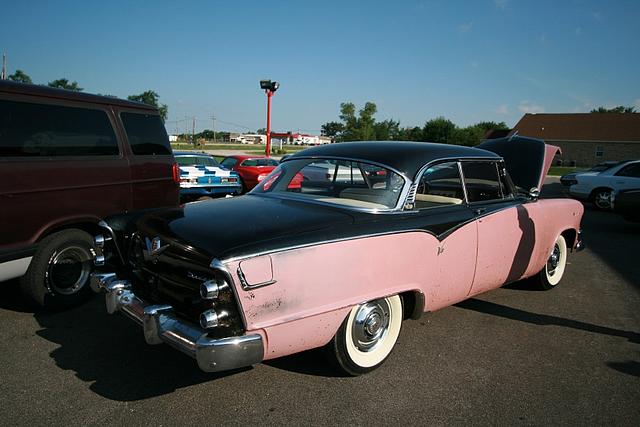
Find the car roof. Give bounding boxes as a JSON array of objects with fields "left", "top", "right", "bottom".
[
  {"left": 225, "top": 155, "right": 269, "bottom": 160},
  {"left": 0, "top": 80, "right": 157, "bottom": 111},
  {"left": 286, "top": 141, "right": 499, "bottom": 177}
]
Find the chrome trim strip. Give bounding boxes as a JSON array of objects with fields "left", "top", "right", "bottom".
[{"left": 91, "top": 273, "right": 263, "bottom": 373}]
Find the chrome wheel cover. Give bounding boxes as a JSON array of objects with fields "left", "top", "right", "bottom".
[
  {"left": 594, "top": 190, "right": 612, "bottom": 209},
  {"left": 47, "top": 245, "right": 92, "bottom": 295},
  {"left": 351, "top": 299, "right": 391, "bottom": 353}
]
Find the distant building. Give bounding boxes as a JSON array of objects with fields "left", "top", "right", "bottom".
[
  {"left": 232, "top": 133, "right": 267, "bottom": 144},
  {"left": 511, "top": 113, "right": 640, "bottom": 167},
  {"left": 168, "top": 135, "right": 178, "bottom": 142}
]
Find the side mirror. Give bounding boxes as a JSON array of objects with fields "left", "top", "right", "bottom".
[{"left": 529, "top": 187, "right": 540, "bottom": 200}]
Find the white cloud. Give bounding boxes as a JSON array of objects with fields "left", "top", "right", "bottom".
[
  {"left": 458, "top": 22, "right": 472, "bottom": 33},
  {"left": 496, "top": 105, "right": 509, "bottom": 115},
  {"left": 518, "top": 101, "right": 545, "bottom": 114}
]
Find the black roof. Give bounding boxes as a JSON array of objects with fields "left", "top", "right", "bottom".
[
  {"left": 287, "top": 141, "right": 499, "bottom": 177},
  {"left": 0, "top": 80, "right": 157, "bottom": 111}
]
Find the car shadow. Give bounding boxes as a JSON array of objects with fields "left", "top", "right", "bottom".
[
  {"left": 263, "top": 348, "right": 345, "bottom": 378},
  {"left": 0, "top": 278, "right": 37, "bottom": 313},
  {"left": 455, "top": 298, "right": 640, "bottom": 344},
  {"left": 31, "top": 296, "right": 247, "bottom": 401}
]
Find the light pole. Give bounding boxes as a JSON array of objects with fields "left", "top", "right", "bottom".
[{"left": 260, "top": 80, "right": 279, "bottom": 157}]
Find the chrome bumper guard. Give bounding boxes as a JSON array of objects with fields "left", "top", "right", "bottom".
[{"left": 90, "top": 273, "right": 264, "bottom": 373}]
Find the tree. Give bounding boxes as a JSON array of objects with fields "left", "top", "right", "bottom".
[
  {"left": 590, "top": 106, "right": 636, "bottom": 113},
  {"left": 422, "top": 117, "right": 456, "bottom": 144},
  {"left": 321, "top": 121, "right": 345, "bottom": 140},
  {"left": 256, "top": 128, "right": 266, "bottom": 135},
  {"left": 127, "top": 90, "right": 168, "bottom": 122},
  {"left": 473, "top": 121, "right": 509, "bottom": 131},
  {"left": 398, "top": 126, "right": 424, "bottom": 141},
  {"left": 374, "top": 119, "right": 401, "bottom": 140},
  {"left": 48, "top": 78, "right": 83, "bottom": 91},
  {"left": 450, "top": 126, "right": 486, "bottom": 146},
  {"left": 8, "top": 69, "right": 32, "bottom": 84}
]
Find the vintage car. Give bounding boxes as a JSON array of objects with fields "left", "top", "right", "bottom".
[
  {"left": 174, "top": 151, "right": 241, "bottom": 201},
  {"left": 90, "top": 138, "right": 584, "bottom": 376}
]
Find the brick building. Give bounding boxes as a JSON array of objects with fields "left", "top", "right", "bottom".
[{"left": 511, "top": 113, "right": 640, "bottom": 167}]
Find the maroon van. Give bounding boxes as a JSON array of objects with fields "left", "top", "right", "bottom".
[{"left": 0, "top": 81, "right": 179, "bottom": 309}]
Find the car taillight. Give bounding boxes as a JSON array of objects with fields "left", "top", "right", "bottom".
[
  {"left": 257, "top": 173, "right": 269, "bottom": 182},
  {"left": 172, "top": 163, "right": 180, "bottom": 184}
]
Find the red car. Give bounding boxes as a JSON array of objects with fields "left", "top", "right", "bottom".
[{"left": 220, "top": 155, "right": 301, "bottom": 192}]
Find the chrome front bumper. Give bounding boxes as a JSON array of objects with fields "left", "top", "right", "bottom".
[{"left": 90, "top": 273, "right": 263, "bottom": 373}]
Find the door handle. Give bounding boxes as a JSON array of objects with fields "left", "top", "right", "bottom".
[{"left": 474, "top": 207, "right": 486, "bottom": 215}]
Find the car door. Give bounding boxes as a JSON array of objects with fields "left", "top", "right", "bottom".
[
  {"left": 461, "top": 160, "right": 533, "bottom": 296},
  {"left": 612, "top": 162, "right": 640, "bottom": 190},
  {"left": 411, "top": 161, "right": 478, "bottom": 309}
]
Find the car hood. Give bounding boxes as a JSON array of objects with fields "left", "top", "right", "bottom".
[
  {"left": 134, "top": 195, "right": 355, "bottom": 260},
  {"left": 179, "top": 165, "right": 234, "bottom": 177},
  {"left": 478, "top": 136, "right": 560, "bottom": 191}
]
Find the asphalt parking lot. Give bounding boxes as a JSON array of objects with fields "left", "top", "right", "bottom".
[{"left": 0, "top": 178, "right": 638, "bottom": 426}]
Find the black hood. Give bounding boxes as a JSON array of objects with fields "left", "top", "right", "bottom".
[{"left": 135, "top": 195, "right": 355, "bottom": 260}]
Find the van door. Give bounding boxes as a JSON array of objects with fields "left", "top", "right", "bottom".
[{"left": 117, "top": 110, "right": 179, "bottom": 209}]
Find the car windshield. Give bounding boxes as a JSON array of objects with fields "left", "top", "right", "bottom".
[
  {"left": 176, "top": 155, "right": 219, "bottom": 167},
  {"left": 589, "top": 163, "right": 618, "bottom": 172},
  {"left": 252, "top": 158, "right": 406, "bottom": 210}
]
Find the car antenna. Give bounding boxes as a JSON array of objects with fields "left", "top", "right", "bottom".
[{"left": 508, "top": 130, "right": 519, "bottom": 141}]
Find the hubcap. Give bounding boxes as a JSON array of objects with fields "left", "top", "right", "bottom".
[
  {"left": 546, "top": 244, "right": 561, "bottom": 277},
  {"left": 351, "top": 299, "right": 391, "bottom": 352},
  {"left": 47, "top": 246, "right": 91, "bottom": 295},
  {"left": 595, "top": 191, "right": 612, "bottom": 209}
]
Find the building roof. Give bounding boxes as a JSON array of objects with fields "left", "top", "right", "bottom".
[
  {"left": 287, "top": 141, "right": 498, "bottom": 177},
  {"left": 512, "top": 113, "right": 640, "bottom": 142},
  {"left": 0, "top": 80, "right": 157, "bottom": 111}
]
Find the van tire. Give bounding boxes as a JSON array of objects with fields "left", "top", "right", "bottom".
[{"left": 20, "top": 229, "right": 97, "bottom": 310}]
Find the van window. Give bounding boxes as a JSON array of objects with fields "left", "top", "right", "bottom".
[
  {"left": 0, "top": 99, "right": 118, "bottom": 157},
  {"left": 120, "top": 112, "right": 171, "bottom": 155},
  {"left": 461, "top": 161, "right": 504, "bottom": 202}
]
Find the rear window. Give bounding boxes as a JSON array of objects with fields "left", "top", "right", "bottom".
[
  {"left": 241, "top": 158, "right": 279, "bottom": 167},
  {"left": 120, "top": 112, "right": 171, "bottom": 155},
  {"left": 0, "top": 99, "right": 118, "bottom": 157},
  {"left": 176, "top": 155, "right": 219, "bottom": 167}
]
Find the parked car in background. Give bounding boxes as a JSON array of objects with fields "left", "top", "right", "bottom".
[
  {"left": 0, "top": 81, "right": 179, "bottom": 309},
  {"left": 613, "top": 188, "right": 640, "bottom": 222},
  {"left": 174, "top": 151, "right": 241, "bottom": 201},
  {"left": 220, "top": 155, "right": 302, "bottom": 192},
  {"left": 560, "top": 161, "right": 627, "bottom": 186},
  {"left": 91, "top": 137, "right": 583, "bottom": 376},
  {"left": 568, "top": 160, "right": 640, "bottom": 209}
]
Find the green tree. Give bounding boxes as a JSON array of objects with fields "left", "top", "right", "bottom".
[
  {"left": 8, "top": 69, "right": 32, "bottom": 84},
  {"left": 339, "top": 102, "right": 358, "bottom": 141},
  {"left": 48, "top": 78, "right": 83, "bottom": 91},
  {"left": 590, "top": 105, "right": 636, "bottom": 113},
  {"left": 321, "top": 121, "right": 345, "bottom": 140},
  {"left": 422, "top": 117, "right": 456, "bottom": 144},
  {"left": 473, "top": 121, "right": 509, "bottom": 131},
  {"left": 256, "top": 128, "right": 266, "bottom": 135},
  {"left": 127, "top": 90, "right": 168, "bottom": 122},
  {"left": 397, "top": 126, "right": 424, "bottom": 141},
  {"left": 450, "top": 126, "right": 486, "bottom": 146},
  {"left": 374, "top": 119, "right": 401, "bottom": 140}
]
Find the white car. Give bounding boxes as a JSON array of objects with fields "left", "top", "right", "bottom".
[{"left": 569, "top": 160, "right": 640, "bottom": 209}]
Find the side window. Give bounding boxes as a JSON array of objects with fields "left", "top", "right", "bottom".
[
  {"left": 415, "top": 161, "right": 465, "bottom": 209},
  {"left": 0, "top": 99, "right": 119, "bottom": 157},
  {"left": 221, "top": 158, "right": 237, "bottom": 168},
  {"left": 120, "top": 112, "right": 171, "bottom": 155},
  {"left": 615, "top": 163, "right": 640, "bottom": 178},
  {"left": 461, "top": 161, "right": 504, "bottom": 202}
]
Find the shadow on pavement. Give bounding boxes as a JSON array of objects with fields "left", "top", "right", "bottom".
[
  {"left": 606, "top": 360, "right": 640, "bottom": 378},
  {"left": 456, "top": 298, "right": 640, "bottom": 344},
  {"left": 263, "top": 348, "right": 344, "bottom": 378},
  {"left": 0, "top": 279, "right": 37, "bottom": 313},
  {"left": 32, "top": 296, "right": 245, "bottom": 401}
]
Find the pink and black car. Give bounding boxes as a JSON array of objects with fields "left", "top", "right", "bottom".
[{"left": 90, "top": 138, "right": 584, "bottom": 376}]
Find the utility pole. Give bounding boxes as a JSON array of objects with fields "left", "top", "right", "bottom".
[
  {"left": 1, "top": 53, "right": 6, "bottom": 80},
  {"left": 211, "top": 115, "right": 217, "bottom": 143},
  {"left": 191, "top": 116, "right": 196, "bottom": 146}
]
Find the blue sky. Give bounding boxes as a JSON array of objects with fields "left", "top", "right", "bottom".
[{"left": 2, "top": 0, "right": 639, "bottom": 134}]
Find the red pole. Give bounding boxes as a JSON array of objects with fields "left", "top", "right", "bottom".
[{"left": 265, "top": 90, "right": 273, "bottom": 157}]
